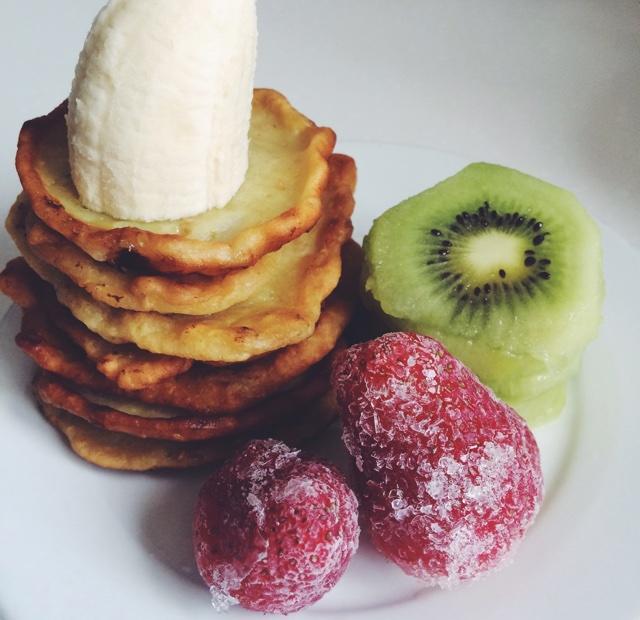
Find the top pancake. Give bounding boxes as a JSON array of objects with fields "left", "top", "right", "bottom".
[{"left": 16, "top": 89, "right": 336, "bottom": 276}]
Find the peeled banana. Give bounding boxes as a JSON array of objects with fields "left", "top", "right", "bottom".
[{"left": 67, "top": 0, "right": 258, "bottom": 222}]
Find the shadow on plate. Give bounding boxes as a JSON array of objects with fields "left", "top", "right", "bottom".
[{"left": 138, "top": 469, "right": 210, "bottom": 589}]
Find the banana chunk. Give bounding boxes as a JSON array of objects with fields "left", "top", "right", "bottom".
[{"left": 67, "top": 0, "right": 257, "bottom": 222}]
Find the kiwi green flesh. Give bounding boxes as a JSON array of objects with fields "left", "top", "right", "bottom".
[
  {"left": 509, "top": 382, "right": 567, "bottom": 427},
  {"left": 380, "top": 308, "right": 585, "bottom": 399},
  {"left": 364, "top": 162, "right": 604, "bottom": 362},
  {"left": 427, "top": 328, "right": 582, "bottom": 400},
  {"left": 372, "top": 297, "right": 582, "bottom": 402}
]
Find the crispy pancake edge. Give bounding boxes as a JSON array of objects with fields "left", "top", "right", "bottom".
[
  {"left": 33, "top": 360, "right": 332, "bottom": 441},
  {"left": 17, "top": 290, "right": 353, "bottom": 415},
  {"left": 37, "top": 393, "right": 338, "bottom": 471}
]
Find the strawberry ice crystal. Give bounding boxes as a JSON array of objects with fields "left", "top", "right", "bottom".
[
  {"left": 331, "top": 332, "right": 543, "bottom": 587},
  {"left": 193, "top": 439, "right": 360, "bottom": 614}
]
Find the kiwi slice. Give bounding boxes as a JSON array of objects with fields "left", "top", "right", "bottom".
[
  {"left": 419, "top": 328, "right": 581, "bottom": 401},
  {"left": 510, "top": 383, "right": 568, "bottom": 427},
  {"left": 361, "top": 294, "right": 576, "bottom": 424},
  {"left": 363, "top": 163, "right": 603, "bottom": 422}
]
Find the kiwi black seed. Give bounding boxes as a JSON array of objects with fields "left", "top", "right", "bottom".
[{"left": 422, "top": 200, "right": 553, "bottom": 316}]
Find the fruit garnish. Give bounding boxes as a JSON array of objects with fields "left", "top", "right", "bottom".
[
  {"left": 332, "top": 332, "right": 543, "bottom": 587},
  {"left": 67, "top": 0, "right": 258, "bottom": 221},
  {"left": 193, "top": 439, "right": 360, "bottom": 614},
  {"left": 363, "top": 162, "right": 603, "bottom": 424}
]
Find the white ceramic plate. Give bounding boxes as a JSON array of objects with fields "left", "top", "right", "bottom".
[{"left": 0, "top": 143, "right": 638, "bottom": 620}]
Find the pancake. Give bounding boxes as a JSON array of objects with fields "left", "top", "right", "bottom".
[
  {"left": 37, "top": 393, "right": 338, "bottom": 472},
  {"left": 22, "top": 155, "right": 352, "bottom": 316},
  {"left": 24, "top": 207, "right": 277, "bottom": 315},
  {"left": 1, "top": 258, "right": 194, "bottom": 390},
  {"left": 6, "top": 167, "right": 356, "bottom": 362},
  {"left": 33, "top": 363, "right": 331, "bottom": 441},
  {"left": 17, "top": 89, "right": 336, "bottom": 276},
  {"left": 17, "top": 290, "right": 352, "bottom": 415},
  {"left": 3, "top": 242, "right": 359, "bottom": 395},
  {"left": 54, "top": 311, "right": 193, "bottom": 388}
]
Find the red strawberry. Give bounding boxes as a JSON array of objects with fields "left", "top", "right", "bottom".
[
  {"left": 193, "top": 439, "right": 360, "bottom": 614},
  {"left": 331, "top": 332, "right": 543, "bottom": 587}
]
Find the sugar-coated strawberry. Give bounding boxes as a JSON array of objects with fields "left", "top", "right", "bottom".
[
  {"left": 331, "top": 332, "right": 543, "bottom": 587},
  {"left": 193, "top": 439, "right": 360, "bottom": 614}
]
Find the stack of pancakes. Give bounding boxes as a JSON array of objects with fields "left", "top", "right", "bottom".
[{"left": 0, "top": 89, "right": 358, "bottom": 471}]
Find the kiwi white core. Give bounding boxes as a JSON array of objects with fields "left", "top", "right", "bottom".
[{"left": 461, "top": 231, "right": 529, "bottom": 281}]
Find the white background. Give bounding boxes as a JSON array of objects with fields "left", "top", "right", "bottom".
[{"left": 0, "top": 0, "right": 638, "bottom": 247}]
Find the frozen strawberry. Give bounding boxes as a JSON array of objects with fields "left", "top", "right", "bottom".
[
  {"left": 193, "top": 439, "right": 360, "bottom": 614},
  {"left": 331, "top": 332, "right": 543, "bottom": 587}
]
